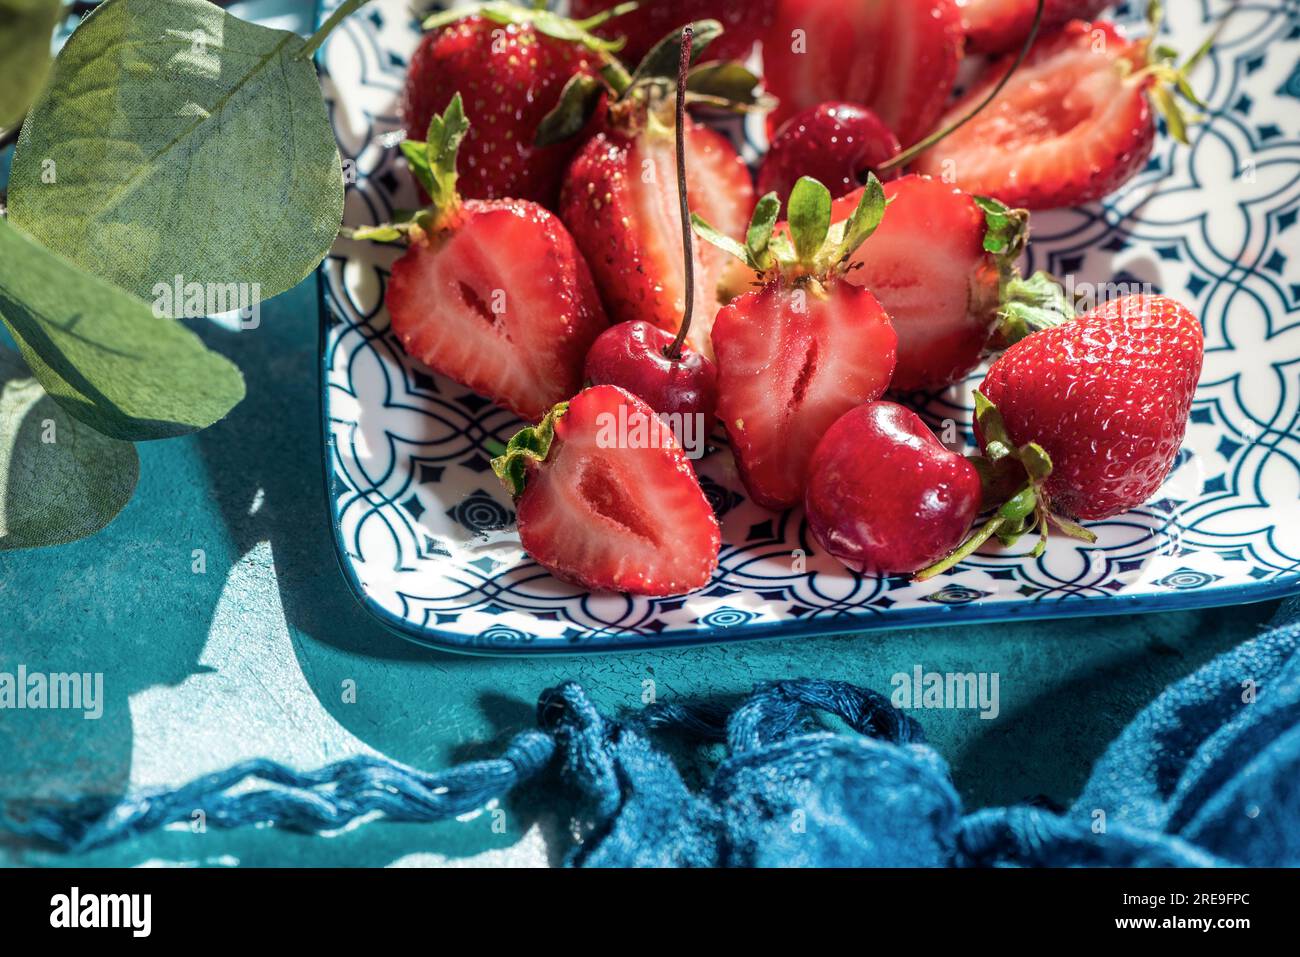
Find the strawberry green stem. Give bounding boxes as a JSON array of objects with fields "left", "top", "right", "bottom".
[
  {"left": 666, "top": 26, "right": 695, "bottom": 363},
  {"left": 878, "top": 0, "right": 1045, "bottom": 173}
]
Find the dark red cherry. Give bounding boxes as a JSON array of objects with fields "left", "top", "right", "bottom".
[
  {"left": 758, "top": 102, "right": 902, "bottom": 201},
  {"left": 805, "top": 401, "right": 982, "bottom": 575},
  {"left": 583, "top": 321, "right": 718, "bottom": 436}
]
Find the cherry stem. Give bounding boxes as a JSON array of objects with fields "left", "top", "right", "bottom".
[
  {"left": 913, "top": 514, "right": 1008, "bottom": 583},
  {"left": 876, "top": 0, "right": 1045, "bottom": 174},
  {"left": 665, "top": 26, "right": 695, "bottom": 363}
]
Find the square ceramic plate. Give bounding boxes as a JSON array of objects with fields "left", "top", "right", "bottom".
[{"left": 317, "top": 0, "right": 1300, "bottom": 654}]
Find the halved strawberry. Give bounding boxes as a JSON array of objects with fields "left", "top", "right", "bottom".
[
  {"left": 492, "top": 385, "right": 721, "bottom": 595},
  {"left": 389, "top": 200, "right": 607, "bottom": 421},
  {"left": 354, "top": 97, "right": 607, "bottom": 421},
  {"left": 723, "top": 175, "right": 1031, "bottom": 393},
  {"left": 570, "top": 0, "right": 775, "bottom": 65},
  {"left": 713, "top": 279, "right": 896, "bottom": 509},
  {"left": 840, "top": 175, "right": 1019, "bottom": 392},
  {"left": 914, "top": 16, "right": 1208, "bottom": 209},
  {"left": 560, "top": 109, "right": 754, "bottom": 358},
  {"left": 762, "top": 0, "right": 964, "bottom": 148},
  {"left": 956, "top": 0, "right": 1110, "bottom": 54},
  {"left": 695, "top": 178, "right": 898, "bottom": 509}
]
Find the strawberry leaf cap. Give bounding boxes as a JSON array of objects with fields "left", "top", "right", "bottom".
[
  {"left": 914, "top": 390, "right": 1096, "bottom": 582},
  {"left": 692, "top": 173, "right": 889, "bottom": 283},
  {"left": 1130, "top": 0, "right": 1222, "bottom": 146},
  {"left": 342, "top": 96, "right": 470, "bottom": 245},
  {"left": 996, "top": 270, "right": 1076, "bottom": 345},
  {"left": 975, "top": 195, "right": 1030, "bottom": 264},
  {"left": 536, "top": 19, "right": 767, "bottom": 145},
  {"left": 422, "top": 1, "right": 636, "bottom": 55},
  {"left": 491, "top": 401, "right": 569, "bottom": 498}
]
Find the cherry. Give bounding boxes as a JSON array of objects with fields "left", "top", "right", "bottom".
[
  {"left": 758, "top": 102, "right": 902, "bottom": 201},
  {"left": 584, "top": 321, "right": 718, "bottom": 432},
  {"left": 804, "top": 401, "right": 982, "bottom": 575},
  {"left": 580, "top": 27, "right": 718, "bottom": 440}
]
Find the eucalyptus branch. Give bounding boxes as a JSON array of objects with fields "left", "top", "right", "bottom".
[{"left": 299, "top": 0, "right": 374, "bottom": 59}]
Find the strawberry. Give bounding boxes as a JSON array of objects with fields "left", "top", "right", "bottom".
[
  {"left": 956, "top": 0, "right": 1110, "bottom": 54},
  {"left": 491, "top": 385, "right": 721, "bottom": 595},
  {"left": 402, "top": 5, "right": 629, "bottom": 206},
  {"left": 725, "top": 175, "right": 1034, "bottom": 393},
  {"left": 694, "top": 177, "right": 898, "bottom": 509},
  {"left": 558, "top": 25, "right": 757, "bottom": 357},
  {"left": 762, "top": 0, "right": 964, "bottom": 149},
  {"left": 914, "top": 13, "right": 1211, "bottom": 209},
  {"left": 841, "top": 175, "right": 1028, "bottom": 392},
  {"left": 580, "top": 25, "right": 720, "bottom": 442},
  {"left": 570, "top": 0, "right": 775, "bottom": 65},
  {"left": 917, "top": 293, "right": 1204, "bottom": 579},
  {"left": 351, "top": 97, "right": 608, "bottom": 422}
]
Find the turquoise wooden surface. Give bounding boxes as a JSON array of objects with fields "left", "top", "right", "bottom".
[{"left": 0, "top": 0, "right": 1282, "bottom": 867}]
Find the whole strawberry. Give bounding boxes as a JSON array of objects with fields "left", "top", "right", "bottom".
[
  {"left": 570, "top": 0, "right": 775, "bottom": 65},
  {"left": 915, "top": 10, "right": 1212, "bottom": 209},
  {"left": 980, "top": 294, "right": 1204, "bottom": 521},
  {"left": 402, "top": 6, "right": 626, "bottom": 206},
  {"left": 917, "top": 293, "right": 1204, "bottom": 579},
  {"left": 349, "top": 97, "right": 608, "bottom": 422},
  {"left": 695, "top": 176, "right": 898, "bottom": 510}
]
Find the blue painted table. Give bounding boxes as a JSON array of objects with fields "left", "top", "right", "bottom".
[{"left": 0, "top": 0, "right": 1282, "bottom": 867}]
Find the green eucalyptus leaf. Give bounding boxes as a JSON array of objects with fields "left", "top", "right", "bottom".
[
  {"left": 7, "top": 0, "right": 343, "bottom": 303},
  {"left": 0, "top": 349, "right": 139, "bottom": 550},
  {"left": 0, "top": 0, "right": 61, "bottom": 133},
  {"left": 0, "top": 219, "right": 245, "bottom": 441},
  {"left": 787, "top": 176, "right": 832, "bottom": 266}
]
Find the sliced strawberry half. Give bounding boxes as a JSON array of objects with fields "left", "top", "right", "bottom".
[
  {"left": 840, "top": 175, "right": 1014, "bottom": 392},
  {"left": 956, "top": 0, "right": 1111, "bottom": 54},
  {"left": 914, "top": 20, "right": 1158, "bottom": 209},
  {"left": 762, "top": 0, "right": 964, "bottom": 148},
  {"left": 560, "top": 118, "right": 754, "bottom": 358},
  {"left": 389, "top": 199, "right": 608, "bottom": 422},
  {"left": 360, "top": 96, "right": 608, "bottom": 422},
  {"left": 712, "top": 279, "right": 897, "bottom": 510},
  {"left": 493, "top": 385, "right": 721, "bottom": 596}
]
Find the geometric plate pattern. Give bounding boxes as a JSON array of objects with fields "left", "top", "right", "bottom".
[{"left": 317, "top": 0, "right": 1300, "bottom": 652}]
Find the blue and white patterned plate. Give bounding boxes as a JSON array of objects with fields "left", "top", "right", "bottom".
[{"left": 316, "top": 0, "right": 1300, "bottom": 654}]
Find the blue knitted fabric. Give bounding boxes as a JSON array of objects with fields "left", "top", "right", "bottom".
[{"left": 4, "top": 598, "right": 1297, "bottom": 866}]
